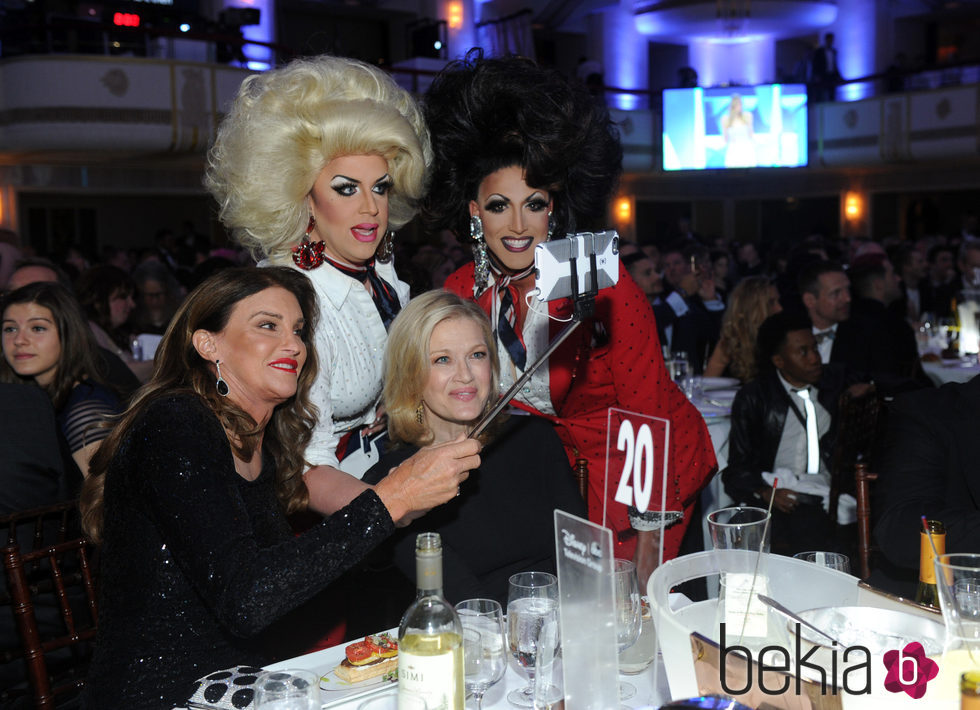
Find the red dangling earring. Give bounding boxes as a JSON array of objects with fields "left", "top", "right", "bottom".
[{"left": 291, "top": 214, "right": 325, "bottom": 270}]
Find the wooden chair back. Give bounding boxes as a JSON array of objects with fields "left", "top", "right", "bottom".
[
  {"left": 855, "top": 461, "right": 879, "bottom": 580},
  {"left": 828, "top": 386, "right": 881, "bottom": 525},
  {"left": 1, "top": 502, "right": 98, "bottom": 709},
  {"left": 574, "top": 458, "right": 589, "bottom": 501}
]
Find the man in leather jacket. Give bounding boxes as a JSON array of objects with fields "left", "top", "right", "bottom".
[{"left": 721, "top": 311, "right": 852, "bottom": 555}]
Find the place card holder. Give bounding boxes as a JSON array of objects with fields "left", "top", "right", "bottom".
[{"left": 554, "top": 511, "right": 618, "bottom": 710}]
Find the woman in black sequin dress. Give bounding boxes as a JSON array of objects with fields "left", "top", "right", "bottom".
[{"left": 78, "top": 267, "right": 479, "bottom": 709}]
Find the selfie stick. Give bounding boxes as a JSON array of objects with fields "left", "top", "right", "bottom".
[{"left": 469, "top": 250, "right": 599, "bottom": 440}]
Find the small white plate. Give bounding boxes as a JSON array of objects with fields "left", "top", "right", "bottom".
[
  {"left": 318, "top": 660, "right": 397, "bottom": 708},
  {"left": 701, "top": 376, "right": 740, "bottom": 391}
]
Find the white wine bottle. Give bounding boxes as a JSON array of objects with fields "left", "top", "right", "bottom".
[{"left": 398, "top": 532, "right": 464, "bottom": 710}]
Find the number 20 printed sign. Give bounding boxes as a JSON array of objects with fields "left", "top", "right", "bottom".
[{"left": 603, "top": 408, "right": 671, "bottom": 520}]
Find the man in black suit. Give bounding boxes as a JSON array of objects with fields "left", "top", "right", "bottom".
[
  {"left": 848, "top": 254, "right": 932, "bottom": 390},
  {"left": 654, "top": 243, "right": 724, "bottom": 373},
  {"left": 873, "top": 376, "right": 980, "bottom": 594},
  {"left": 809, "top": 32, "right": 841, "bottom": 102},
  {"left": 722, "top": 311, "right": 853, "bottom": 556}
]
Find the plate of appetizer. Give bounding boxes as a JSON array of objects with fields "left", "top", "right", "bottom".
[{"left": 319, "top": 633, "right": 398, "bottom": 707}]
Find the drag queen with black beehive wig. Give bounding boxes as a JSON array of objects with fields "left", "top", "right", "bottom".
[{"left": 423, "top": 51, "right": 717, "bottom": 585}]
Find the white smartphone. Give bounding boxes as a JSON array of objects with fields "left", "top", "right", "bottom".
[{"left": 533, "top": 231, "right": 620, "bottom": 302}]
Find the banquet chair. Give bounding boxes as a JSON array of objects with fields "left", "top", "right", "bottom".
[
  {"left": 574, "top": 458, "right": 589, "bottom": 501},
  {"left": 854, "top": 460, "right": 879, "bottom": 580},
  {"left": 828, "top": 384, "right": 882, "bottom": 526},
  {"left": 1, "top": 502, "right": 98, "bottom": 709}
]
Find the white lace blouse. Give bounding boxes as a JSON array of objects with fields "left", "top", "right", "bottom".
[{"left": 279, "top": 260, "right": 410, "bottom": 471}]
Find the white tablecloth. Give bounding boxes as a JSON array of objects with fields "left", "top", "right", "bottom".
[
  {"left": 693, "top": 392, "right": 734, "bottom": 553},
  {"left": 264, "top": 633, "right": 672, "bottom": 709},
  {"left": 922, "top": 358, "right": 980, "bottom": 386}
]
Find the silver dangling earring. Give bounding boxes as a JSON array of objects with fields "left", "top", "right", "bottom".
[
  {"left": 376, "top": 230, "right": 395, "bottom": 263},
  {"left": 547, "top": 211, "right": 555, "bottom": 241},
  {"left": 215, "top": 360, "right": 229, "bottom": 397},
  {"left": 470, "top": 215, "right": 489, "bottom": 292}
]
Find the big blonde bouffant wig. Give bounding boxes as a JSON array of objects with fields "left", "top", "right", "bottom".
[
  {"left": 205, "top": 56, "right": 432, "bottom": 264},
  {"left": 384, "top": 290, "right": 500, "bottom": 447}
]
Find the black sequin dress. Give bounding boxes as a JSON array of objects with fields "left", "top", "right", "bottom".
[{"left": 82, "top": 393, "right": 394, "bottom": 709}]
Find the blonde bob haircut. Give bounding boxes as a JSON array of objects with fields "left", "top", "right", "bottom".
[
  {"left": 384, "top": 289, "right": 499, "bottom": 447},
  {"left": 205, "top": 55, "right": 432, "bottom": 264}
]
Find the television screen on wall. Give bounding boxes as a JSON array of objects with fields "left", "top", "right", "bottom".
[{"left": 662, "top": 84, "right": 808, "bottom": 171}]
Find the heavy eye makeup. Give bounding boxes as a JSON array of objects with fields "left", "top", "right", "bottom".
[{"left": 330, "top": 174, "right": 392, "bottom": 197}]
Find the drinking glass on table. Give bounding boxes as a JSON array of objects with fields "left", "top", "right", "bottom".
[
  {"left": 253, "top": 669, "right": 319, "bottom": 710},
  {"left": 455, "top": 599, "right": 506, "bottom": 710},
  {"left": 793, "top": 551, "right": 851, "bottom": 573},
  {"left": 506, "top": 572, "right": 561, "bottom": 708},
  {"left": 613, "top": 559, "right": 642, "bottom": 701}
]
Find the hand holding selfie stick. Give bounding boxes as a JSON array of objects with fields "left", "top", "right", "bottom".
[{"left": 469, "top": 249, "right": 600, "bottom": 440}]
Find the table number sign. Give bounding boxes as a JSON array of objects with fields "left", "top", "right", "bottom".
[
  {"left": 603, "top": 408, "right": 675, "bottom": 567},
  {"left": 554, "top": 511, "right": 618, "bottom": 710}
]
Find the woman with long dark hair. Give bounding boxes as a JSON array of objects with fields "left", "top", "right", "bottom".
[
  {"left": 1, "top": 282, "right": 120, "bottom": 476},
  {"left": 79, "top": 267, "right": 474, "bottom": 709}
]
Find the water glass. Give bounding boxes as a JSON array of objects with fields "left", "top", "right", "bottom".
[
  {"left": 681, "top": 374, "right": 703, "bottom": 401},
  {"left": 707, "top": 506, "right": 771, "bottom": 641},
  {"left": 253, "top": 669, "right": 319, "bottom": 710},
  {"left": 613, "top": 559, "right": 642, "bottom": 701},
  {"left": 707, "top": 506, "right": 770, "bottom": 553},
  {"left": 935, "top": 553, "right": 980, "bottom": 653},
  {"left": 506, "top": 572, "right": 561, "bottom": 708},
  {"left": 455, "top": 598, "right": 506, "bottom": 710},
  {"left": 793, "top": 551, "right": 850, "bottom": 573}
]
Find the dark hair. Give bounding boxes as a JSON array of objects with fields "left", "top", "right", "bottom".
[
  {"left": 9, "top": 257, "right": 73, "bottom": 290},
  {"left": 621, "top": 252, "right": 652, "bottom": 270},
  {"left": 0, "top": 282, "right": 106, "bottom": 410},
  {"left": 848, "top": 253, "right": 889, "bottom": 298},
  {"left": 80, "top": 266, "right": 320, "bottom": 542},
  {"left": 797, "top": 260, "right": 846, "bottom": 297},
  {"left": 75, "top": 265, "right": 136, "bottom": 349},
  {"left": 927, "top": 244, "right": 954, "bottom": 263},
  {"left": 421, "top": 50, "right": 623, "bottom": 241},
  {"left": 756, "top": 310, "right": 813, "bottom": 364}
]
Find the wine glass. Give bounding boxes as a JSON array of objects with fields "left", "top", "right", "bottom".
[
  {"left": 613, "top": 559, "right": 642, "bottom": 701},
  {"left": 455, "top": 599, "right": 506, "bottom": 710},
  {"left": 506, "top": 571, "right": 561, "bottom": 708}
]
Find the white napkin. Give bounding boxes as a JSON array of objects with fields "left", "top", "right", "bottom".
[{"left": 761, "top": 468, "right": 856, "bottom": 525}]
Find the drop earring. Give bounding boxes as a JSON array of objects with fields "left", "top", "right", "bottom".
[
  {"left": 215, "top": 360, "right": 229, "bottom": 397},
  {"left": 376, "top": 230, "right": 395, "bottom": 263},
  {"left": 470, "top": 215, "right": 489, "bottom": 292},
  {"left": 291, "top": 214, "right": 325, "bottom": 270},
  {"left": 416, "top": 402, "right": 425, "bottom": 425},
  {"left": 547, "top": 211, "right": 555, "bottom": 241}
]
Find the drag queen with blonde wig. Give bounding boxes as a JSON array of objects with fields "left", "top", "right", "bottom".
[{"left": 206, "top": 55, "right": 479, "bottom": 516}]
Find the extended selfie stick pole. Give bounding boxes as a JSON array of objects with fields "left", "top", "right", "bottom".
[{"left": 469, "top": 251, "right": 599, "bottom": 439}]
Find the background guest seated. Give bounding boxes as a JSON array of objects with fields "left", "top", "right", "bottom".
[
  {"left": 78, "top": 267, "right": 477, "bottom": 709},
  {"left": 722, "top": 311, "right": 861, "bottom": 556},
  {"left": 873, "top": 376, "right": 980, "bottom": 597},
  {"left": 1, "top": 282, "right": 121, "bottom": 477},
  {"left": 655, "top": 242, "right": 725, "bottom": 373},
  {"left": 704, "top": 275, "right": 782, "bottom": 382},
  {"left": 363, "top": 290, "right": 586, "bottom": 611},
  {"left": 75, "top": 265, "right": 154, "bottom": 382}
]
